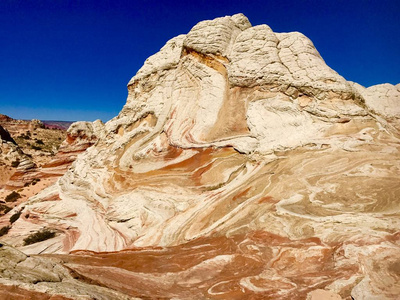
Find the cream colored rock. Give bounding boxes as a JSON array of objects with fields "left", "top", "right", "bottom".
[
  {"left": 352, "top": 82, "right": 400, "bottom": 118},
  {"left": 59, "top": 120, "right": 103, "bottom": 152},
  {"left": 228, "top": 26, "right": 354, "bottom": 99},
  {"left": 131, "top": 35, "right": 186, "bottom": 83},
  {"left": 183, "top": 13, "right": 251, "bottom": 56}
]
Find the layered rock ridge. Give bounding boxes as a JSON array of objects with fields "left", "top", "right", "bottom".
[
  {"left": 0, "top": 117, "right": 102, "bottom": 212},
  {"left": 1, "top": 14, "right": 399, "bottom": 299}
]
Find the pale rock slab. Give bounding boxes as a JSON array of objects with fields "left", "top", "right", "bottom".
[
  {"left": 183, "top": 13, "right": 251, "bottom": 56},
  {"left": 352, "top": 82, "right": 400, "bottom": 118}
]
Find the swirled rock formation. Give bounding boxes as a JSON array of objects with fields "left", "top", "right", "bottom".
[
  {"left": 41, "top": 120, "right": 103, "bottom": 171},
  {"left": 1, "top": 14, "right": 399, "bottom": 299}
]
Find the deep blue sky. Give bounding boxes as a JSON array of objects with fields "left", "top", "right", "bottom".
[{"left": 1, "top": 0, "right": 399, "bottom": 122}]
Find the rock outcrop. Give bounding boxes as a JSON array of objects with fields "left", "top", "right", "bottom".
[
  {"left": 0, "top": 124, "right": 35, "bottom": 172},
  {"left": 0, "top": 125, "right": 17, "bottom": 145},
  {"left": 57, "top": 120, "right": 104, "bottom": 154},
  {"left": 0, "top": 114, "right": 44, "bottom": 137},
  {"left": 0, "top": 243, "right": 135, "bottom": 299},
  {"left": 6, "top": 120, "right": 103, "bottom": 189},
  {"left": 1, "top": 14, "right": 399, "bottom": 299},
  {"left": 42, "top": 120, "right": 103, "bottom": 171},
  {"left": 1, "top": 117, "right": 101, "bottom": 227}
]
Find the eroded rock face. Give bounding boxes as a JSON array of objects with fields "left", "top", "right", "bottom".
[
  {"left": 0, "top": 125, "right": 35, "bottom": 172},
  {"left": 0, "top": 118, "right": 101, "bottom": 227},
  {"left": 42, "top": 120, "right": 103, "bottom": 170},
  {"left": 352, "top": 82, "right": 400, "bottom": 131},
  {"left": 1, "top": 14, "right": 399, "bottom": 299},
  {"left": 58, "top": 120, "right": 104, "bottom": 154},
  {"left": 0, "top": 114, "right": 65, "bottom": 190},
  {"left": 0, "top": 243, "right": 135, "bottom": 299},
  {"left": 0, "top": 114, "right": 44, "bottom": 137}
]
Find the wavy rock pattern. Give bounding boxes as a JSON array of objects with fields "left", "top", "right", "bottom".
[{"left": 1, "top": 14, "right": 399, "bottom": 299}]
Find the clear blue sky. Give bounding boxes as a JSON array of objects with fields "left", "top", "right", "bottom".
[{"left": 1, "top": 0, "right": 399, "bottom": 122}]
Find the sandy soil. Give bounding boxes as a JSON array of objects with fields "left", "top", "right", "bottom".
[
  {"left": 0, "top": 177, "right": 57, "bottom": 220},
  {"left": 0, "top": 166, "right": 14, "bottom": 186}
]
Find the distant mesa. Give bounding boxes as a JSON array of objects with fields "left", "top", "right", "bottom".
[
  {"left": 0, "top": 113, "right": 74, "bottom": 131},
  {"left": 42, "top": 120, "right": 75, "bottom": 130}
]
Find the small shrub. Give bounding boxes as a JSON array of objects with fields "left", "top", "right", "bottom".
[
  {"left": 31, "top": 178, "right": 41, "bottom": 186},
  {"left": 11, "top": 160, "right": 20, "bottom": 167},
  {"left": 36, "top": 139, "right": 44, "bottom": 145},
  {"left": 0, "top": 226, "right": 10, "bottom": 237},
  {"left": 5, "top": 191, "right": 21, "bottom": 202},
  {"left": 0, "top": 204, "right": 12, "bottom": 214},
  {"left": 31, "top": 145, "right": 42, "bottom": 150},
  {"left": 23, "top": 229, "right": 56, "bottom": 245},
  {"left": 24, "top": 178, "right": 40, "bottom": 187},
  {"left": 9, "top": 211, "right": 21, "bottom": 224}
]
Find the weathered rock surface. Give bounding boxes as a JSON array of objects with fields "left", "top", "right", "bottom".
[
  {"left": 0, "top": 114, "right": 64, "bottom": 190},
  {"left": 0, "top": 114, "right": 44, "bottom": 137},
  {"left": 1, "top": 117, "right": 101, "bottom": 231},
  {"left": 0, "top": 124, "right": 35, "bottom": 172},
  {"left": 0, "top": 243, "right": 136, "bottom": 299},
  {"left": 42, "top": 120, "right": 103, "bottom": 170},
  {"left": 352, "top": 82, "right": 400, "bottom": 131},
  {"left": 1, "top": 14, "right": 400, "bottom": 299}
]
